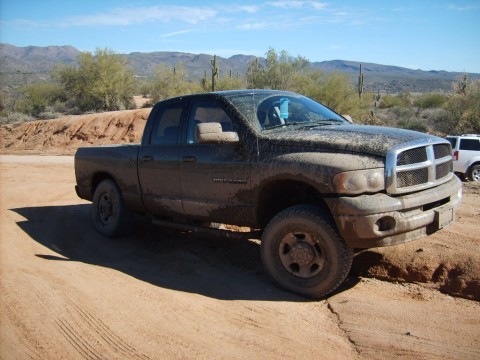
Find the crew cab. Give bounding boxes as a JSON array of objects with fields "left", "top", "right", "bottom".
[{"left": 75, "top": 90, "right": 462, "bottom": 298}]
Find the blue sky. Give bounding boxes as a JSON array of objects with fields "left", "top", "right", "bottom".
[{"left": 1, "top": 0, "right": 479, "bottom": 72}]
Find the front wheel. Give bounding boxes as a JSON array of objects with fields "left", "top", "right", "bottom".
[
  {"left": 92, "top": 179, "right": 132, "bottom": 237},
  {"left": 467, "top": 165, "right": 480, "bottom": 182},
  {"left": 261, "top": 205, "right": 353, "bottom": 298}
]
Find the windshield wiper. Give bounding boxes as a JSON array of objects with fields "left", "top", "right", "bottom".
[
  {"left": 264, "top": 122, "right": 300, "bottom": 130},
  {"left": 303, "top": 119, "right": 346, "bottom": 128}
]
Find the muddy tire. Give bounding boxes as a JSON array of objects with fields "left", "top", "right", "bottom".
[
  {"left": 467, "top": 165, "right": 480, "bottom": 182},
  {"left": 92, "top": 179, "right": 132, "bottom": 237},
  {"left": 261, "top": 205, "right": 353, "bottom": 298}
]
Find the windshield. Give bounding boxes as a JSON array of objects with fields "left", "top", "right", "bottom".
[{"left": 222, "top": 91, "right": 349, "bottom": 131}]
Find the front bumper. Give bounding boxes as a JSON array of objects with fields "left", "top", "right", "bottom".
[{"left": 325, "top": 176, "right": 462, "bottom": 248}]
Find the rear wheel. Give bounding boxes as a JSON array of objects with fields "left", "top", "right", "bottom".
[
  {"left": 92, "top": 179, "right": 132, "bottom": 237},
  {"left": 467, "top": 165, "right": 480, "bottom": 182},
  {"left": 261, "top": 205, "right": 353, "bottom": 298}
]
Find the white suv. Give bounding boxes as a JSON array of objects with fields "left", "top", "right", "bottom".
[{"left": 446, "top": 134, "right": 480, "bottom": 181}]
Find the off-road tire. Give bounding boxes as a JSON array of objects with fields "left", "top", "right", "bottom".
[
  {"left": 261, "top": 205, "right": 353, "bottom": 298},
  {"left": 467, "top": 164, "right": 480, "bottom": 182},
  {"left": 92, "top": 179, "right": 132, "bottom": 237}
]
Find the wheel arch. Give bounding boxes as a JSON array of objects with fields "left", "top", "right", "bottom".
[
  {"left": 467, "top": 161, "right": 480, "bottom": 170},
  {"left": 91, "top": 172, "right": 117, "bottom": 197},
  {"left": 467, "top": 162, "right": 480, "bottom": 181},
  {"left": 255, "top": 179, "right": 331, "bottom": 228}
]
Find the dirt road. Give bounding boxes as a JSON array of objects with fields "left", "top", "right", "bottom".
[{"left": 1, "top": 155, "right": 479, "bottom": 359}]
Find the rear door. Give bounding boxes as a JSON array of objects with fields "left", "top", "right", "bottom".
[{"left": 138, "top": 100, "right": 187, "bottom": 217}]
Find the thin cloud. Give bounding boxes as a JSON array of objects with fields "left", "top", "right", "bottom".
[
  {"left": 268, "top": 1, "right": 305, "bottom": 9},
  {"left": 236, "top": 22, "right": 269, "bottom": 30},
  {"left": 237, "top": 5, "right": 260, "bottom": 13},
  {"left": 59, "top": 6, "right": 218, "bottom": 27},
  {"left": 267, "top": 1, "right": 328, "bottom": 10},
  {"left": 310, "top": 2, "right": 328, "bottom": 10},
  {"left": 447, "top": 4, "right": 480, "bottom": 11},
  {"left": 159, "top": 30, "right": 195, "bottom": 38}
]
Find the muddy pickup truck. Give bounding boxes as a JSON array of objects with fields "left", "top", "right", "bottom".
[{"left": 75, "top": 90, "right": 462, "bottom": 298}]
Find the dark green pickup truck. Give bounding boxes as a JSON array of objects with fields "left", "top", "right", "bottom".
[{"left": 75, "top": 89, "right": 462, "bottom": 298}]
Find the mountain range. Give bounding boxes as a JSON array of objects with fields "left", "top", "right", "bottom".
[{"left": 1, "top": 43, "right": 479, "bottom": 94}]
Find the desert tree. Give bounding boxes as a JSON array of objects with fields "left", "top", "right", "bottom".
[
  {"left": 150, "top": 63, "right": 202, "bottom": 102},
  {"left": 53, "top": 48, "right": 135, "bottom": 112},
  {"left": 437, "top": 77, "right": 480, "bottom": 134},
  {"left": 246, "top": 48, "right": 309, "bottom": 90},
  {"left": 295, "top": 70, "right": 364, "bottom": 119}
]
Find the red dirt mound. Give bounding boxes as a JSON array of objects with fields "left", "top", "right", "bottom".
[{"left": 0, "top": 108, "right": 150, "bottom": 155}]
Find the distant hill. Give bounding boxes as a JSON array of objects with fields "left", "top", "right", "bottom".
[{"left": 1, "top": 43, "right": 479, "bottom": 94}]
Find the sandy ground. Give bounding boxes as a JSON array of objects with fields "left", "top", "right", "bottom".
[{"left": 0, "top": 155, "right": 479, "bottom": 360}]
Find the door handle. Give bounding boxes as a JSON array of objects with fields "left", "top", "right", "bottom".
[
  {"left": 182, "top": 156, "right": 197, "bottom": 163},
  {"left": 142, "top": 156, "right": 153, "bottom": 161}
]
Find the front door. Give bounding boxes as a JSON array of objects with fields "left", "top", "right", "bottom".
[{"left": 179, "top": 99, "right": 253, "bottom": 225}]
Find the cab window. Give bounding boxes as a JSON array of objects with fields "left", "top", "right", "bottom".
[
  {"left": 186, "top": 101, "right": 233, "bottom": 144},
  {"left": 150, "top": 105, "right": 183, "bottom": 145}
]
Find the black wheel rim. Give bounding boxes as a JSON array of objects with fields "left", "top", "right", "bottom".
[
  {"left": 98, "top": 192, "right": 115, "bottom": 225},
  {"left": 278, "top": 232, "right": 325, "bottom": 278}
]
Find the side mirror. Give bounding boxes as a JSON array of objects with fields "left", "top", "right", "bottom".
[
  {"left": 195, "top": 122, "right": 239, "bottom": 144},
  {"left": 342, "top": 114, "right": 354, "bottom": 123}
]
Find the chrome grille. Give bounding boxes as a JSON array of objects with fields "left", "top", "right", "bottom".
[
  {"left": 434, "top": 144, "right": 450, "bottom": 159},
  {"left": 397, "top": 147, "right": 427, "bottom": 165},
  {"left": 386, "top": 139, "right": 454, "bottom": 194}
]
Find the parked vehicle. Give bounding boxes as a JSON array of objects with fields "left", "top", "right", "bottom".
[
  {"left": 75, "top": 90, "right": 462, "bottom": 298},
  {"left": 446, "top": 134, "right": 480, "bottom": 181}
]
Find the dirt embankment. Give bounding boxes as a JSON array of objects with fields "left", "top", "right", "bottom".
[
  {"left": 0, "top": 110, "right": 479, "bottom": 301},
  {"left": 0, "top": 108, "right": 150, "bottom": 155}
]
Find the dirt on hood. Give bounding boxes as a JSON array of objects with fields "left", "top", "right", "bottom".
[{"left": 0, "top": 109, "right": 479, "bottom": 302}]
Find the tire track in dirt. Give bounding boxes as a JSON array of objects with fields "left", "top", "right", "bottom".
[
  {"left": 69, "top": 302, "right": 150, "bottom": 360},
  {"left": 25, "top": 273, "right": 150, "bottom": 359},
  {"left": 55, "top": 300, "right": 150, "bottom": 360}
]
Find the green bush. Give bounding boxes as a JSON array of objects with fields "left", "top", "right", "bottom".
[
  {"left": 437, "top": 80, "right": 480, "bottom": 134},
  {"left": 150, "top": 63, "right": 203, "bottom": 102},
  {"left": 378, "top": 95, "right": 404, "bottom": 108},
  {"left": 413, "top": 93, "right": 448, "bottom": 109},
  {"left": 397, "top": 119, "right": 428, "bottom": 132},
  {"left": 15, "top": 82, "right": 65, "bottom": 116}
]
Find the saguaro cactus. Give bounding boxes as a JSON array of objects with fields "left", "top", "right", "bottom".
[
  {"left": 358, "top": 64, "right": 364, "bottom": 99},
  {"left": 211, "top": 55, "right": 219, "bottom": 91}
]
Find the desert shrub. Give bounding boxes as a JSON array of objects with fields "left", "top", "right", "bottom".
[
  {"left": 397, "top": 119, "right": 428, "bottom": 132},
  {"left": 413, "top": 93, "right": 448, "bottom": 109},
  {"left": 0, "top": 112, "right": 35, "bottom": 125},
  {"left": 294, "top": 70, "right": 363, "bottom": 118},
  {"left": 15, "top": 82, "right": 65, "bottom": 117},
  {"left": 390, "top": 106, "right": 416, "bottom": 119},
  {"left": 150, "top": 63, "right": 202, "bottom": 102},
  {"left": 378, "top": 95, "right": 405, "bottom": 108},
  {"left": 37, "top": 111, "right": 63, "bottom": 120},
  {"left": 436, "top": 79, "right": 480, "bottom": 134},
  {"left": 214, "top": 75, "right": 247, "bottom": 91}
]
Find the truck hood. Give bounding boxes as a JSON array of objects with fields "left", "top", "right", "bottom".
[{"left": 262, "top": 124, "right": 440, "bottom": 157}]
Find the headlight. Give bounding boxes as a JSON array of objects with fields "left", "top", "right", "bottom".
[{"left": 333, "top": 168, "right": 385, "bottom": 194}]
